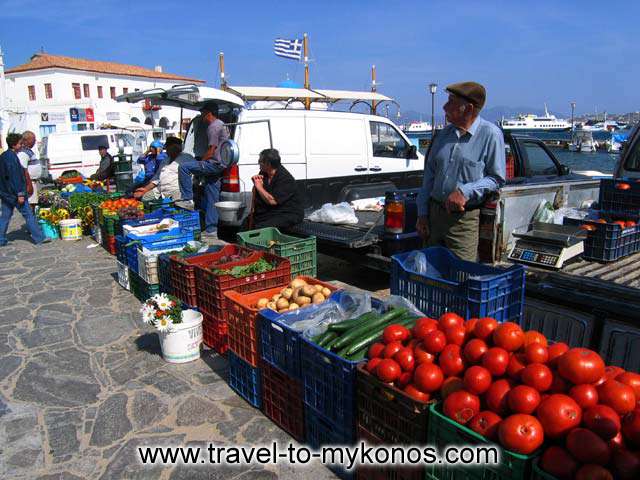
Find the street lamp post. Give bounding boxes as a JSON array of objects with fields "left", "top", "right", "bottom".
[
  {"left": 570, "top": 102, "right": 576, "bottom": 132},
  {"left": 429, "top": 83, "right": 437, "bottom": 138}
]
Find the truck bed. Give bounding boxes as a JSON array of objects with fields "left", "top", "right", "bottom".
[
  {"left": 560, "top": 252, "right": 640, "bottom": 288},
  {"left": 289, "top": 211, "right": 385, "bottom": 248}
]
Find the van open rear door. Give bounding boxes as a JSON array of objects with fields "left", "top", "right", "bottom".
[{"left": 116, "top": 85, "right": 244, "bottom": 112}]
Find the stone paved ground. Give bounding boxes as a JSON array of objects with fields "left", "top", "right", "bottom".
[{"left": 0, "top": 218, "right": 340, "bottom": 480}]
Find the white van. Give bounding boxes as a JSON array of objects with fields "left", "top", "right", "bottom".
[
  {"left": 117, "top": 85, "right": 423, "bottom": 225},
  {"left": 42, "top": 129, "right": 137, "bottom": 180}
]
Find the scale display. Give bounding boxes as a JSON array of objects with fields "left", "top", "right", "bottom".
[{"left": 509, "top": 242, "right": 563, "bottom": 267}]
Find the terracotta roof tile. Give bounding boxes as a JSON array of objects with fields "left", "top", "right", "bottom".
[{"left": 6, "top": 53, "right": 205, "bottom": 83}]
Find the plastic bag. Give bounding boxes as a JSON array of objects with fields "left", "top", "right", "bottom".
[
  {"left": 333, "top": 290, "right": 372, "bottom": 319},
  {"left": 404, "top": 251, "right": 427, "bottom": 275},
  {"left": 274, "top": 301, "right": 346, "bottom": 338},
  {"left": 381, "top": 294, "right": 425, "bottom": 318},
  {"left": 307, "top": 202, "right": 359, "bottom": 225},
  {"left": 532, "top": 200, "right": 555, "bottom": 224}
]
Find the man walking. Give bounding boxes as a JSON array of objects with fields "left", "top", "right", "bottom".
[
  {"left": 17, "top": 131, "right": 40, "bottom": 207},
  {"left": 416, "top": 81, "right": 505, "bottom": 261},
  {"left": 0, "top": 133, "right": 47, "bottom": 246}
]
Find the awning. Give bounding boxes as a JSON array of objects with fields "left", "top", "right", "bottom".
[{"left": 227, "top": 86, "right": 394, "bottom": 104}]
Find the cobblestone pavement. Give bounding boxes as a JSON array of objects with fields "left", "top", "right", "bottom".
[{"left": 0, "top": 219, "right": 339, "bottom": 480}]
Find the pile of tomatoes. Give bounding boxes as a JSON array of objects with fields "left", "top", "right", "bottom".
[
  {"left": 580, "top": 218, "right": 637, "bottom": 232},
  {"left": 364, "top": 313, "right": 640, "bottom": 479},
  {"left": 100, "top": 198, "right": 142, "bottom": 215}
]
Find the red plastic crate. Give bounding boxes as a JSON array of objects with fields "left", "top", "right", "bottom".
[
  {"left": 170, "top": 244, "right": 256, "bottom": 307},
  {"left": 104, "top": 234, "right": 117, "bottom": 255},
  {"left": 202, "top": 310, "right": 228, "bottom": 354},
  {"left": 195, "top": 251, "right": 291, "bottom": 321},
  {"left": 224, "top": 277, "right": 338, "bottom": 367},
  {"left": 261, "top": 361, "right": 305, "bottom": 442}
]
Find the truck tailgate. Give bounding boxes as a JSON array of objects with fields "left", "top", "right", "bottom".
[{"left": 289, "top": 211, "right": 384, "bottom": 248}]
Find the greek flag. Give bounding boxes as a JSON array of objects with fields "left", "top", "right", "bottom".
[{"left": 274, "top": 38, "right": 302, "bottom": 60}]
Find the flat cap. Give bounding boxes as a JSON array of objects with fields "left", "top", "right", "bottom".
[{"left": 446, "top": 81, "right": 486, "bottom": 110}]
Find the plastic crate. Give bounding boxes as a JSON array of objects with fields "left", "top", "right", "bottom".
[
  {"left": 129, "top": 269, "right": 160, "bottom": 303},
  {"left": 157, "top": 253, "right": 173, "bottom": 294},
  {"left": 125, "top": 230, "right": 195, "bottom": 273},
  {"left": 202, "top": 311, "right": 228, "bottom": 354},
  {"left": 237, "top": 227, "right": 317, "bottom": 277},
  {"left": 598, "top": 178, "right": 640, "bottom": 216},
  {"left": 305, "top": 407, "right": 355, "bottom": 448},
  {"left": 227, "top": 351, "right": 261, "bottom": 408},
  {"left": 564, "top": 217, "right": 640, "bottom": 262},
  {"left": 261, "top": 361, "right": 305, "bottom": 442},
  {"left": 143, "top": 198, "right": 175, "bottom": 213},
  {"left": 137, "top": 246, "right": 184, "bottom": 285},
  {"left": 104, "top": 234, "right": 117, "bottom": 255},
  {"left": 171, "top": 244, "right": 257, "bottom": 307},
  {"left": 115, "top": 235, "right": 127, "bottom": 263},
  {"left": 116, "top": 260, "right": 130, "bottom": 291},
  {"left": 390, "top": 247, "right": 525, "bottom": 322},
  {"left": 225, "top": 277, "right": 338, "bottom": 367},
  {"left": 531, "top": 459, "right": 557, "bottom": 480},
  {"left": 426, "top": 403, "right": 539, "bottom": 480},
  {"left": 598, "top": 318, "right": 640, "bottom": 371},
  {"left": 356, "top": 364, "right": 431, "bottom": 445},
  {"left": 122, "top": 207, "right": 200, "bottom": 235}
]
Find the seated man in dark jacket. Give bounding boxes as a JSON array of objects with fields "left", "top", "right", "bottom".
[
  {"left": 248, "top": 148, "right": 303, "bottom": 230},
  {"left": 90, "top": 145, "right": 114, "bottom": 181}
]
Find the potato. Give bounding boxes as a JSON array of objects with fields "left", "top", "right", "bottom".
[
  {"left": 314, "top": 284, "right": 324, "bottom": 293},
  {"left": 297, "top": 296, "right": 312, "bottom": 306},
  {"left": 256, "top": 298, "right": 269, "bottom": 309},
  {"left": 312, "top": 292, "right": 326, "bottom": 304},
  {"left": 267, "top": 301, "right": 277, "bottom": 311},
  {"left": 288, "top": 303, "right": 299, "bottom": 310},
  {"left": 291, "top": 286, "right": 303, "bottom": 303},
  {"left": 290, "top": 278, "right": 307, "bottom": 290},
  {"left": 321, "top": 287, "right": 332, "bottom": 298},
  {"left": 302, "top": 285, "right": 317, "bottom": 298},
  {"left": 277, "top": 309, "right": 288, "bottom": 314},
  {"left": 281, "top": 287, "right": 293, "bottom": 300},
  {"left": 271, "top": 293, "right": 282, "bottom": 302},
  {"left": 276, "top": 297, "right": 290, "bottom": 310}
]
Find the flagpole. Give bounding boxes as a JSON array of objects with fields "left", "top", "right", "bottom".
[
  {"left": 371, "top": 65, "right": 377, "bottom": 114},
  {"left": 303, "top": 33, "right": 310, "bottom": 110},
  {"left": 218, "top": 52, "right": 227, "bottom": 90}
]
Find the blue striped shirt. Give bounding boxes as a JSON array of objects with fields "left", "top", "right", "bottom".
[{"left": 417, "top": 116, "right": 506, "bottom": 217}]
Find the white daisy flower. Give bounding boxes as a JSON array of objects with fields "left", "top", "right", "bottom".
[
  {"left": 154, "top": 294, "right": 172, "bottom": 311},
  {"left": 141, "top": 309, "right": 155, "bottom": 325},
  {"left": 156, "top": 315, "right": 173, "bottom": 333}
]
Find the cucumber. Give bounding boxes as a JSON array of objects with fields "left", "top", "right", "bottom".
[
  {"left": 347, "top": 347, "right": 367, "bottom": 361},
  {"left": 313, "top": 329, "right": 333, "bottom": 345},
  {"left": 331, "top": 308, "right": 408, "bottom": 350},
  {"left": 328, "top": 311, "right": 379, "bottom": 333},
  {"left": 318, "top": 331, "right": 338, "bottom": 348},
  {"left": 344, "top": 316, "right": 418, "bottom": 356},
  {"left": 324, "top": 334, "right": 342, "bottom": 350}
]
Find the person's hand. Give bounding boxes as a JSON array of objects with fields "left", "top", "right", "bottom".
[
  {"left": 252, "top": 175, "right": 264, "bottom": 188},
  {"left": 133, "top": 188, "right": 145, "bottom": 200},
  {"left": 17, "top": 196, "right": 25, "bottom": 206},
  {"left": 416, "top": 216, "right": 429, "bottom": 240},
  {"left": 445, "top": 189, "right": 467, "bottom": 213}
]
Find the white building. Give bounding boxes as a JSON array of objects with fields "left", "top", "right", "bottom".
[{"left": 0, "top": 50, "right": 205, "bottom": 146}]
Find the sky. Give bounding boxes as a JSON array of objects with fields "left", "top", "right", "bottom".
[{"left": 1, "top": 0, "right": 638, "bottom": 118}]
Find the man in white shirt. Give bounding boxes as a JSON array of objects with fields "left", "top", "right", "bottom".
[{"left": 17, "top": 131, "right": 40, "bottom": 207}]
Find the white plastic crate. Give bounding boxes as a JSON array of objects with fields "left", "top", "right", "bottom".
[
  {"left": 116, "top": 260, "right": 130, "bottom": 290},
  {"left": 137, "top": 246, "right": 183, "bottom": 285}
]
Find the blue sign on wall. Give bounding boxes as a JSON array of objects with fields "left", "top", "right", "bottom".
[{"left": 69, "top": 108, "right": 79, "bottom": 122}]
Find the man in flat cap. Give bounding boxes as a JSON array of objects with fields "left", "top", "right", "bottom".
[{"left": 416, "top": 81, "right": 505, "bottom": 261}]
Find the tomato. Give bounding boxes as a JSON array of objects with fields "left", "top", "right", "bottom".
[
  {"left": 549, "top": 371, "right": 569, "bottom": 394},
  {"left": 521, "top": 363, "right": 553, "bottom": 392},
  {"left": 441, "top": 376, "right": 464, "bottom": 399},
  {"left": 604, "top": 365, "right": 625, "bottom": 381},
  {"left": 403, "top": 384, "right": 430, "bottom": 403},
  {"left": 463, "top": 366, "right": 492, "bottom": 395},
  {"left": 383, "top": 324, "right": 411, "bottom": 344},
  {"left": 439, "top": 344, "right": 465, "bottom": 377},
  {"left": 484, "top": 379, "right": 513, "bottom": 416},
  {"left": 382, "top": 341, "right": 404, "bottom": 359},
  {"left": 625, "top": 220, "right": 637, "bottom": 228},
  {"left": 443, "top": 390, "right": 480, "bottom": 425},
  {"left": 580, "top": 224, "right": 596, "bottom": 231},
  {"left": 465, "top": 318, "right": 479, "bottom": 335},
  {"left": 558, "top": 348, "right": 605, "bottom": 385},
  {"left": 539, "top": 446, "right": 579, "bottom": 480},
  {"left": 536, "top": 394, "right": 582, "bottom": 438},
  {"left": 622, "top": 407, "right": 640, "bottom": 448},
  {"left": 507, "top": 353, "right": 526, "bottom": 380},
  {"left": 482, "top": 347, "right": 510, "bottom": 376},
  {"left": 406, "top": 339, "right": 420, "bottom": 350},
  {"left": 547, "top": 342, "right": 570, "bottom": 368},
  {"left": 611, "top": 449, "right": 640, "bottom": 480},
  {"left": 570, "top": 384, "right": 599, "bottom": 409},
  {"left": 566, "top": 427, "right": 612, "bottom": 465},
  {"left": 439, "top": 312, "right": 464, "bottom": 330},
  {"left": 617, "top": 372, "right": 640, "bottom": 402},
  {"left": 596, "top": 218, "right": 608, "bottom": 223},
  {"left": 598, "top": 379, "right": 637, "bottom": 415},
  {"left": 423, "top": 330, "right": 447, "bottom": 354},
  {"left": 368, "top": 342, "right": 385, "bottom": 359},
  {"left": 468, "top": 411, "right": 502, "bottom": 440},
  {"left": 492, "top": 322, "right": 525, "bottom": 352},
  {"left": 608, "top": 431, "right": 626, "bottom": 451},
  {"left": 444, "top": 325, "right": 466, "bottom": 346},
  {"left": 524, "top": 330, "right": 548, "bottom": 348},
  {"left": 376, "top": 359, "right": 401, "bottom": 383},
  {"left": 413, "top": 343, "right": 435, "bottom": 365},
  {"left": 393, "top": 348, "right": 415, "bottom": 372},
  {"left": 413, "top": 363, "right": 444, "bottom": 393},
  {"left": 365, "top": 357, "right": 382, "bottom": 374},
  {"left": 615, "top": 182, "right": 631, "bottom": 190},
  {"left": 508, "top": 385, "right": 541, "bottom": 414},
  {"left": 574, "top": 465, "right": 613, "bottom": 480},
  {"left": 396, "top": 371, "right": 413, "bottom": 389},
  {"left": 498, "top": 414, "right": 544, "bottom": 454},
  {"left": 474, "top": 317, "right": 498, "bottom": 341},
  {"left": 463, "top": 339, "right": 489, "bottom": 365},
  {"left": 412, "top": 318, "right": 439, "bottom": 341},
  {"left": 524, "top": 343, "right": 549, "bottom": 364},
  {"left": 583, "top": 404, "right": 621, "bottom": 440}
]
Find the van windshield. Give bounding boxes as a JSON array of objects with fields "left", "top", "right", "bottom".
[{"left": 81, "top": 135, "right": 109, "bottom": 151}]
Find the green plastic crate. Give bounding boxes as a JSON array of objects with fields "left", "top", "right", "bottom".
[
  {"left": 113, "top": 160, "right": 133, "bottom": 174},
  {"left": 236, "top": 227, "right": 316, "bottom": 277},
  {"left": 531, "top": 459, "right": 557, "bottom": 480},
  {"left": 143, "top": 198, "right": 176, "bottom": 213},
  {"left": 129, "top": 269, "right": 160, "bottom": 303},
  {"left": 426, "top": 403, "right": 540, "bottom": 480}
]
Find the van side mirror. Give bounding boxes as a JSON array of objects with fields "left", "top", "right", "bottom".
[
  {"left": 406, "top": 145, "right": 418, "bottom": 159},
  {"left": 560, "top": 164, "right": 571, "bottom": 176}
]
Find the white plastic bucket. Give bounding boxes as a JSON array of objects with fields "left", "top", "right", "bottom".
[
  {"left": 215, "top": 201, "right": 243, "bottom": 222},
  {"left": 59, "top": 219, "right": 82, "bottom": 241},
  {"left": 159, "top": 309, "right": 203, "bottom": 363}
]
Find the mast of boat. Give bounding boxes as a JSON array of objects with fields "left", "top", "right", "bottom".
[
  {"left": 218, "top": 52, "right": 227, "bottom": 90},
  {"left": 303, "top": 33, "right": 310, "bottom": 110},
  {"left": 371, "top": 65, "right": 377, "bottom": 114},
  {"left": 544, "top": 102, "right": 549, "bottom": 117}
]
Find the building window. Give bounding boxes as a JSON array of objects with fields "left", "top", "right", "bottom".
[
  {"left": 28, "top": 85, "right": 36, "bottom": 101},
  {"left": 110, "top": 86, "right": 116, "bottom": 99},
  {"left": 83, "top": 84, "right": 90, "bottom": 98},
  {"left": 72, "top": 83, "right": 81, "bottom": 99},
  {"left": 123, "top": 87, "right": 129, "bottom": 94},
  {"left": 45, "top": 83, "right": 53, "bottom": 99},
  {"left": 97, "top": 86, "right": 103, "bottom": 98}
]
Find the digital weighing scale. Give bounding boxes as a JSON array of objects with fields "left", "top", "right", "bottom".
[{"left": 508, "top": 222, "right": 586, "bottom": 269}]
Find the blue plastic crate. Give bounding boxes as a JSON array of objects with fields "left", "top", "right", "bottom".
[
  {"left": 227, "top": 351, "right": 262, "bottom": 408},
  {"left": 598, "top": 318, "right": 640, "bottom": 372},
  {"left": 115, "top": 235, "right": 127, "bottom": 264},
  {"left": 305, "top": 407, "right": 356, "bottom": 449},
  {"left": 390, "top": 247, "right": 525, "bottom": 322},
  {"left": 123, "top": 229, "right": 194, "bottom": 273},
  {"left": 564, "top": 217, "right": 640, "bottom": 262},
  {"left": 123, "top": 207, "right": 200, "bottom": 233},
  {"left": 598, "top": 178, "right": 640, "bottom": 216}
]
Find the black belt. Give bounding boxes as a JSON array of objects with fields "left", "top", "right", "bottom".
[{"left": 430, "top": 197, "right": 482, "bottom": 212}]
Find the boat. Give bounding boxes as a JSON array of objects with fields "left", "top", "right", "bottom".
[
  {"left": 605, "top": 132, "right": 629, "bottom": 153},
  {"left": 499, "top": 104, "right": 571, "bottom": 131},
  {"left": 568, "top": 129, "right": 597, "bottom": 152},
  {"left": 402, "top": 121, "right": 432, "bottom": 134}
]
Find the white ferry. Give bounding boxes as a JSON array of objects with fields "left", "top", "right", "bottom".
[
  {"left": 499, "top": 104, "right": 571, "bottom": 131},
  {"left": 402, "top": 121, "right": 432, "bottom": 134}
]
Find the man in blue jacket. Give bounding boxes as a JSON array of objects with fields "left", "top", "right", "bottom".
[
  {"left": 137, "top": 140, "right": 167, "bottom": 184},
  {"left": 0, "top": 133, "right": 46, "bottom": 246}
]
